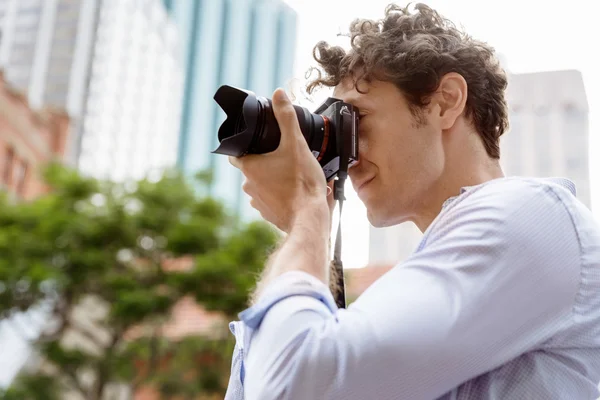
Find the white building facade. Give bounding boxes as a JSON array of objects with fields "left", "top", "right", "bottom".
[{"left": 0, "top": 0, "right": 183, "bottom": 181}]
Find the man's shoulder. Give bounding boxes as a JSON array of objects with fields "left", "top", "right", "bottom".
[
  {"left": 430, "top": 176, "right": 581, "bottom": 247},
  {"left": 454, "top": 176, "right": 577, "bottom": 217},
  {"left": 418, "top": 175, "right": 585, "bottom": 303}
]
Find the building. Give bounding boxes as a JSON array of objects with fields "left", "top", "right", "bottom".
[
  {"left": 0, "top": 0, "right": 183, "bottom": 181},
  {"left": 0, "top": 70, "right": 70, "bottom": 200},
  {"left": 163, "top": 0, "right": 297, "bottom": 219},
  {"left": 369, "top": 222, "right": 423, "bottom": 267},
  {"left": 78, "top": 0, "right": 183, "bottom": 181},
  {"left": 501, "top": 69, "right": 590, "bottom": 208},
  {"left": 0, "top": 0, "right": 100, "bottom": 162}
]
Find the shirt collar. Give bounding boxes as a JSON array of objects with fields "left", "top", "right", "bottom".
[
  {"left": 441, "top": 177, "right": 577, "bottom": 211},
  {"left": 441, "top": 186, "right": 471, "bottom": 210}
]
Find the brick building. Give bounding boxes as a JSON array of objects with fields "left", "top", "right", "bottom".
[{"left": 0, "top": 70, "right": 69, "bottom": 200}]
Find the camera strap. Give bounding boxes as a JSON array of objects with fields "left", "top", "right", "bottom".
[
  {"left": 332, "top": 152, "right": 349, "bottom": 308},
  {"left": 332, "top": 178, "right": 346, "bottom": 309}
]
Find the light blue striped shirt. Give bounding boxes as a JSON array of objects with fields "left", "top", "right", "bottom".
[{"left": 225, "top": 177, "right": 600, "bottom": 400}]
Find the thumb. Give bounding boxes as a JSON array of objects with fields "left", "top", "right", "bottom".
[{"left": 272, "top": 88, "right": 302, "bottom": 149}]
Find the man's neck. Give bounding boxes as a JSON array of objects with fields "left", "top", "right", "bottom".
[{"left": 413, "top": 160, "right": 505, "bottom": 232}]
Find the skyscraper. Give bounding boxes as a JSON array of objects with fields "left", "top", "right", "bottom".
[
  {"left": 501, "top": 69, "right": 590, "bottom": 208},
  {"left": 77, "top": 0, "right": 183, "bottom": 181},
  {"left": 164, "top": 0, "right": 297, "bottom": 219},
  {"left": 0, "top": 0, "right": 95, "bottom": 122},
  {"left": 368, "top": 222, "right": 423, "bottom": 266},
  {"left": 0, "top": 0, "right": 183, "bottom": 181},
  {"left": 368, "top": 69, "right": 591, "bottom": 266}
]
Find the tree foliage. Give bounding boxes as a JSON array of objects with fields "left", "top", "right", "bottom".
[{"left": 0, "top": 164, "right": 279, "bottom": 399}]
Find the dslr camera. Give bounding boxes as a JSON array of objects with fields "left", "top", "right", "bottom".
[{"left": 212, "top": 85, "right": 359, "bottom": 181}]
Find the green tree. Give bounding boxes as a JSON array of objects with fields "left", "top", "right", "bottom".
[{"left": 0, "top": 164, "right": 279, "bottom": 399}]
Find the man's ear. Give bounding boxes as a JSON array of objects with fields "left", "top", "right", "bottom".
[{"left": 432, "top": 72, "right": 468, "bottom": 130}]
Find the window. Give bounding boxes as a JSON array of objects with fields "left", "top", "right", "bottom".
[
  {"left": 15, "top": 160, "right": 28, "bottom": 195},
  {"left": 15, "top": 13, "right": 40, "bottom": 28},
  {"left": 44, "top": 89, "right": 67, "bottom": 106},
  {"left": 9, "top": 47, "right": 36, "bottom": 64},
  {"left": 18, "top": 0, "right": 43, "bottom": 14},
  {"left": 3, "top": 146, "right": 15, "bottom": 185},
  {"left": 566, "top": 157, "right": 583, "bottom": 171},
  {"left": 45, "top": 81, "right": 69, "bottom": 100},
  {"left": 535, "top": 112, "right": 553, "bottom": 175}
]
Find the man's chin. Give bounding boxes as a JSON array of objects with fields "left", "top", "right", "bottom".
[
  {"left": 366, "top": 205, "right": 409, "bottom": 228},
  {"left": 366, "top": 209, "right": 388, "bottom": 228}
]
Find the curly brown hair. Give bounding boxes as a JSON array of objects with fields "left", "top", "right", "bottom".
[{"left": 306, "top": 3, "right": 509, "bottom": 159}]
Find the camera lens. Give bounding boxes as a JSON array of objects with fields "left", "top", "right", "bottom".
[
  {"left": 213, "top": 85, "right": 333, "bottom": 161},
  {"left": 234, "top": 112, "right": 246, "bottom": 134}
]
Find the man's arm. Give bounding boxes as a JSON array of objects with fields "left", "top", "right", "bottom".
[
  {"left": 241, "top": 181, "right": 581, "bottom": 400},
  {"left": 250, "top": 201, "right": 331, "bottom": 304},
  {"left": 224, "top": 202, "right": 333, "bottom": 400}
]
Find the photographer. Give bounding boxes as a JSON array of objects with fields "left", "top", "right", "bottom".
[{"left": 225, "top": 3, "right": 600, "bottom": 399}]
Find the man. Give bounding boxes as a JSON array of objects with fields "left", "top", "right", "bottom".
[{"left": 225, "top": 3, "right": 600, "bottom": 399}]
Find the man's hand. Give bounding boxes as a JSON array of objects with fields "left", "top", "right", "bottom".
[{"left": 229, "top": 88, "right": 329, "bottom": 233}]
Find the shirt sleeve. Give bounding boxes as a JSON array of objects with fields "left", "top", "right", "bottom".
[
  {"left": 224, "top": 321, "right": 246, "bottom": 400},
  {"left": 237, "top": 180, "right": 582, "bottom": 400},
  {"left": 224, "top": 272, "right": 338, "bottom": 400}
]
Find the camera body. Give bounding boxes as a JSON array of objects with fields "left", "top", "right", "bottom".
[{"left": 212, "top": 85, "right": 359, "bottom": 181}]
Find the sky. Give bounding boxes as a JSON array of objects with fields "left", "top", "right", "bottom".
[{"left": 282, "top": 0, "right": 600, "bottom": 269}]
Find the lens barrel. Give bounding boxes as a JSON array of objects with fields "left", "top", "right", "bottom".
[{"left": 213, "top": 85, "right": 331, "bottom": 160}]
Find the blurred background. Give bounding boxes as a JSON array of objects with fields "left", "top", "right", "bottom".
[{"left": 0, "top": 0, "right": 597, "bottom": 398}]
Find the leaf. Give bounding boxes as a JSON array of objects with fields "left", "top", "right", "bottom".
[{"left": 0, "top": 374, "right": 61, "bottom": 400}]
